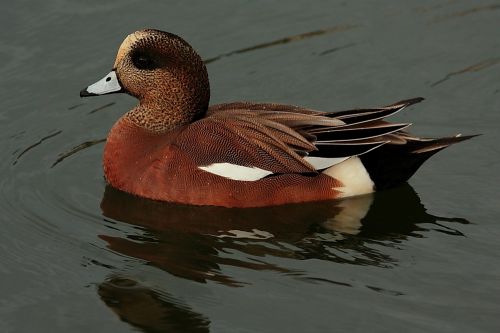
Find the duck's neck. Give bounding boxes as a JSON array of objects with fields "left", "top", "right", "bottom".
[{"left": 124, "top": 98, "right": 207, "bottom": 133}]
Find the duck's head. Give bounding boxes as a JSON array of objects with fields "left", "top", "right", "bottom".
[{"left": 81, "top": 29, "right": 210, "bottom": 131}]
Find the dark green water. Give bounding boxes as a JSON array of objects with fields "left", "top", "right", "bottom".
[{"left": 1, "top": 1, "right": 499, "bottom": 332}]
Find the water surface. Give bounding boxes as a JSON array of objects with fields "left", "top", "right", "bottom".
[{"left": 1, "top": 1, "right": 499, "bottom": 332}]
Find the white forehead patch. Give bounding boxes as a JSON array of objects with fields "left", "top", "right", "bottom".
[{"left": 114, "top": 31, "right": 146, "bottom": 67}]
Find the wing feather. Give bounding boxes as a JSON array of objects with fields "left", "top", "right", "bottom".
[{"left": 175, "top": 98, "right": 423, "bottom": 179}]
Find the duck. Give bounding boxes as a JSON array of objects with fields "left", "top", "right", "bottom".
[{"left": 80, "top": 29, "right": 475, "bottom": 208}]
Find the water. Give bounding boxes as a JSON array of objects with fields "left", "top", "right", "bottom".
[{"left": 1, "top": 0, "right": 499, "bottom": 332}]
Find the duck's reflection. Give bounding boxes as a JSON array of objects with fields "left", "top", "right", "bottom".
[
  {"left": 99, "top": 184, "right": 468, "bottom": 283},
  {"left": 97, "top": 184, "right": 468, "bottom": 332},
  {"left": 98, "top": 276, "right": 209, "bottom": 333}
]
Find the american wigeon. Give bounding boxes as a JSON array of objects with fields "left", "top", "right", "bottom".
[{"left": 80, "top": 29, "right": 474, "bottom": 207}]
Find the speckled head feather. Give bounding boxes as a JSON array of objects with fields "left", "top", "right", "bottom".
[{"left": 113, "top": 29, "right": 210, "bottom": 132}]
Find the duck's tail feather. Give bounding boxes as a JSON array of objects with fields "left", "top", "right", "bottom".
[
  {"left": 359, "top": 134, "right": 479, "bottom": 190},
  {"left": 324, "top": 97, "right": 425, "bottom": 126}
]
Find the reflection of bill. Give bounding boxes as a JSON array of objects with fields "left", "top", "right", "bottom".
[
  {"left": 98, "top": 276, "right": 209, "bottom": 333},
  {"left": 99, "top": 184, "right": 469, "bottom": 285}
]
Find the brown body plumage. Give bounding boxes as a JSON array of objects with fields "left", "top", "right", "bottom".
[{"left": 80, "top": 29, "right": 475, "bottom": 207}]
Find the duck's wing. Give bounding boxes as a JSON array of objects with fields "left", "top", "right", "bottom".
[
  {"left": 208, "top": 102, "right": 322, "bottom": 115},
  {"left": 175, "top": 99, "right": 420, "bottom": 181},
  {"left": 208, "top": 97, "right": 423, "bottom": 119},
  {"left": 175, "top": 110, "right": 328, "bottom": 177}
]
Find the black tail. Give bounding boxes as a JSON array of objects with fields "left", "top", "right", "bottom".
[{"left": 359, "top": 134, "right": 478, "bottom": 190}]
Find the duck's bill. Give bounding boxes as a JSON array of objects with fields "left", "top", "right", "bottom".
[{"left": 80, "top": 70, "right": 123, "bottom": 97}]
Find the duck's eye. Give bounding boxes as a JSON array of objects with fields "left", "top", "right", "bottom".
[{"left": 131, "top": 52, "right": 158, "bottom": 70}]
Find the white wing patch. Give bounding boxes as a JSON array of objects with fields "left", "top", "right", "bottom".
[
  {"left": 199, "top": 163, "right": 273, "bottom": 181},
  {"left": 200, "top": 156, "right": 352, "bottom": 181},
  {"left": 304, "top": 156, "right": 349, "bottom": 170}
]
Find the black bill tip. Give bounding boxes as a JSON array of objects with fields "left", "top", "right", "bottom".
[{"left": 80, "top": 88, "right": 97, "bottom": 98}]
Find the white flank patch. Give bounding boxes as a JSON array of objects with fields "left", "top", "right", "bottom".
[
  {"left": 199, "top": 163, "right": 273, "bottom": 181},
  {"left": 323, "top": 157, "right": 374, "bottom": 198},
  {"left": 86, "top": 70, "right": 122, "bottom": 95},
  {"left": 304, "top": 156, "right": 349, "bottom": 170}
]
